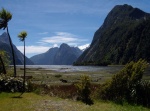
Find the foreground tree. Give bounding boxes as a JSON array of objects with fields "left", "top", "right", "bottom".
[
  {"left": 0, "top": 8, "right": 17, "bottom": 77},
  {"left": 0, "top": 55, "right": 6, "bottom": 74},
  {"left": 18, "top": 31, "right": 27, "bottom": 92},
  {"left": 0, "top": 50, "right": 10, "bottom": 75}
]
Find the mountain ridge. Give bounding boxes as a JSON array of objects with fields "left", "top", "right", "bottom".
[
  {"left": 75, "top": 4, "right": 150, "bottom": 65},
  {"left": 0, "top": 32, "right": 33, "bottom": 65},
  {"left": 30, "top": 43, "right": 82, "bottom": 65}
]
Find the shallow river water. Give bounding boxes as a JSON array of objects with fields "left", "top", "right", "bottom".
[{"left": 21, "top": 65, "right": 123, "bottom": 73}]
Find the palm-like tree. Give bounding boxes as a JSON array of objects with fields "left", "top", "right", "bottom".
[
  {"left": 18, "top": 31, "right": 27, "bottom": 92},
  {"left": 0, "top": 8, "right": 17, "bottom": 77}
]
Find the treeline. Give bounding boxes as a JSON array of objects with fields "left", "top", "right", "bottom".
[{"left": 73, "top": 60, "right": 110, "bottom": 66}]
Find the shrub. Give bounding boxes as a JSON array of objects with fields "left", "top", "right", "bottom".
[
  {"left": 99, "top": 59, "right": 149, "bottom": 107},
  {"left": 54, "top": 74, "right": 62, "bottom": 78},
  {"left": 75, "top": 75, "right": 93, "bottom": 105},
  {"left": 135, "top": 80, "right": 150, "bottom": 107},
  {"left": 0, "top": 75, "right": 24, "bottom": 92}
]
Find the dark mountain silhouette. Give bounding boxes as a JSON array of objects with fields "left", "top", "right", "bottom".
[
  {"left": 75, "top": 4, "right": 150, "bottom": 65},
  {"left": 30, "top": 43, "right": 82, "bottom": 65},
  {"left": 0, "top": 32, "right": 33, "bottom": 65},
  {"left": 30, "top": 47, "right": 59, "bottom": 65}
]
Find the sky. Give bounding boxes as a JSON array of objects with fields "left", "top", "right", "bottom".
[{"left": 0, "top": 0, "right": 150, "bottom": 58}]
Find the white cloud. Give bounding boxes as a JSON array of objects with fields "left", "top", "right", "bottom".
[
  {"left": 40, "top": 32, "right": 88, "bottom": 45},
  {"left": 78, "top": 44, "right": 90, "bottom": 51},
  {"left": 53, "top": 44, "right": 58, "bottom": 47},
  {"left": 17, "top": 32, "right": 90, "bottom": 57},
  {"left": 17, "top": 46, "right": 50, "bottom": 54}
]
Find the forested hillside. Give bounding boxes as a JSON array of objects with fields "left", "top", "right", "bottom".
[{"left": 75, "top": 4, "right": 150, "bottom": 65}]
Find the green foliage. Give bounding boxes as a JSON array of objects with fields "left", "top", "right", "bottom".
[
  {"left": 0, "top": 8, "right": 12, "bottom": 30},
  {"left": 75, "top": 75, "right": 93, "bottom": 105},
  {"left": 0, "top": 8, "right": 17, "bottom": 77},
  {"left": 18, "top": 31, "right": 27, "bottom": 41},
  {"left": 0, "top": 50, "right": 10, "bottom": 74},
  {"left": 76, "top": 5, "right": 150, "bottom": 65},
  {"left": 134, "top": 80, "right": 150, "bottom": 107},
  {"left": 0, "top": 75, "right": 23, "bottom": 92},
  {"left": 54, "top": 74, "right": 62, "bottom": 78},
  {"left": 99, "top": 59, "right": 149, "bottom": 107},
  {"left": 73, "top": 60, "right": 109, "bottom": 66},
  {"left": 0, "top": 50, "right": 10, "bottom": 66}
]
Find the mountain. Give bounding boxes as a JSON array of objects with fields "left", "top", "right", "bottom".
[
  {"left": 30, "top": 43, "right": 82, "bottom": 65},
  {"left": 0, "top": 32, "right": 34, "bottom": 65},
  {"left": 75, "top": 4, "right": 150, "bottom": 65},
  {"left": 30, "top": 47, "right": 59, "bottom": 65}
]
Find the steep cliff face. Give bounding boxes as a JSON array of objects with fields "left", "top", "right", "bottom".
[
  {"left": 75, "top": 4, "right": 150, "bottom": 65},
  {"left": 30, "top": 43, "right": 82, "bottom": 65},
  {"left": 0, "top": 32, "right": 33, "bottom": 65}
]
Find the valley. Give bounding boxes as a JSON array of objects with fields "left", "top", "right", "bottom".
[{"left": 12, "top": 65, "right": 150, "bottom": 85}]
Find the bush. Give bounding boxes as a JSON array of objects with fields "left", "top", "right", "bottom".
[
  {"left": 75, "top": 75, "right": 93, "bottom": 105},
  {"left": 135, "top": 80, "right": 150, "bottom": 107},
  {"left": 99, "top": 59, "right": 149, "bottom": 107},
  {"left": 54, "top": 74, "right": 62, "bottom": 78},
  {"left": 0, "top": 75, "right": 24, "bottom": 92}
]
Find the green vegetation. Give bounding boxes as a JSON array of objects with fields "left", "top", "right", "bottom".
[
  {"left": 74, "top": 60, "right": 110, "bottom": 66},
  {"left": 0, "top": 5, "right": 150, "bottom": 110},
  {"left": 76, "top": 5, "right": 150, "bottom": 65},
  {"left": 54, "top": 74, "right": 62, "bottom": 78},
  {"left": 0, "top": 59, "right": 150, "bottom": 110},
  {"left": 99, "top": 59, "right": 150, "bottom": 107},
  {"left": 0, "top": 55, "right": 6, "bottom": 74},
  {"left": 0, "top": 50, "right": 10, "bottom": 74},
  {"left": 0, "top": 92, "right": 149, "bottom": 111},
  {"left": 18, "top": 31, "right": 28, "bottom": 93},
  {"left": 0, "top": 8, "right": 17, "bottom": 77},
  {"left": 0, "top": 76, "right": 23, "bottom": 92},
  {"left": 75, "top": 75, "right": 93, "bottom": 105}
]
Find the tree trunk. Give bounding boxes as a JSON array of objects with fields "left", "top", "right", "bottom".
[
  {"left": 0, "top": 55, "right": 6, "bottom": 74},
  {"left": 6, "top": 26, "right": 17, "bottom": 77},
  {"left": 23, "top": 40, "right": 26, "bottom": 92}
]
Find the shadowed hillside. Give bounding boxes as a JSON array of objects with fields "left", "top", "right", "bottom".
[{"left": 75, "top": 4, "right": 150, "bottom": 65}]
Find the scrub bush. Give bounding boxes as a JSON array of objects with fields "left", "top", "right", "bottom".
[
  {"left": 99, "top": 59, "right": 150, "bottom": 107},
  {"left": 75, "top": 75, "right": 93, "bottom": 105},
  {"left": 0, "top": 75, "right": 23, "bottom": 92}
]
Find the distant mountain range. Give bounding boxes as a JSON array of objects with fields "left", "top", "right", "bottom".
[
  {"left": 30, "top": 43, "right": 82, "bottom": 65},
  {"left": 0, "top": 32, "right": 33, "bottom": 65},
  {"left": 75, "top": 4, "right": 150, "bottom": 65}
]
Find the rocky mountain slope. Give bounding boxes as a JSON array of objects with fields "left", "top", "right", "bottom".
[
  {"left": 0, "top": 32, "right": 33, "bottom": 65},
  {"left": 75, "top": 4, "right": 150, "bottom": 65}
]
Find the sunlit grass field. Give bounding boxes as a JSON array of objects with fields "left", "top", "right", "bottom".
[{"left": 0, "top": 92, "right": 149, "bottom": 111}]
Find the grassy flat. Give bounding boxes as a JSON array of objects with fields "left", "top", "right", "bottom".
[
  {"left": 0, "top": 92, "right": 149, "bottom": 111},
  {"left": 12, "top": 66, "right": 149, "bottom": 85}
]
